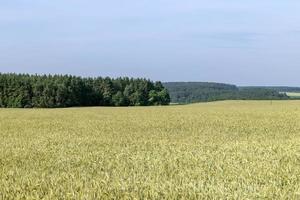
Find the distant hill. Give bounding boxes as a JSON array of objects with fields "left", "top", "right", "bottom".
[
  {"left": 163, "top": 82, "right": 290, "bottom": 103},
  {"left": 239, "top": 86, "right": 300, "bottom": 93},
  {"left": 240, "top": 86, "right": 300, "bottom": 99}
]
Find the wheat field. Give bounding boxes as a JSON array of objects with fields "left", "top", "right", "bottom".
[{"left": 1, "top": 101, "right": 300, "bottom": 199}]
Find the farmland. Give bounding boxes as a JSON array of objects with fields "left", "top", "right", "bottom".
[
  {"left": 286, "top": 92, "right": 300, "bottom": 99},
  {"left": 1, "top": 101, "right": 300, "bottom": 199}
]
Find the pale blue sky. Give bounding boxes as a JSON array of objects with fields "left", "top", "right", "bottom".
[{"left": 1, "top": 0, "right": 300, "bottom": 86}]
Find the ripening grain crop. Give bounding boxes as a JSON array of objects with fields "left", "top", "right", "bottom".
[{"left": 1, "top": 101, "right": 300, "bottom": 199}]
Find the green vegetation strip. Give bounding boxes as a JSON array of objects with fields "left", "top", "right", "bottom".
[{"left": 163, "top": 82, "right": 289, "bottom": 104}]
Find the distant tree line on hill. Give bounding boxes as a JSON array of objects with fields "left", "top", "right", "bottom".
[
  {"left": 240, "top": 86, "right": 300, "bottom": 93},
  {"left": 0, "top": 73, "right": 170, "bottom": 108},
  {"left": 163, "top": 82, "right": 290, "bottom": 103},
  {"left": 241, "top": 86, "right": 300, "bottom": 99}
]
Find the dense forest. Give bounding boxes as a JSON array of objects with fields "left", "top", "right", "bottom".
[
  {"left": 240, "top": 86, "right": 300, "bottom": 93},
  {"left": 163, "top": 82, "right": 290, "bottom": 103},
  {"left": 0, "top": 73, "right": 170, "bottom": 108}
]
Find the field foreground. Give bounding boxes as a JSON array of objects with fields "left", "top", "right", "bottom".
[{"left": 1, "top": 101, "right": 300, "bottom": 199}]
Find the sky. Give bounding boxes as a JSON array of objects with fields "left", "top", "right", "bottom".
[{"left": 0, "top": 0, "right": 300, "bottom": 86}]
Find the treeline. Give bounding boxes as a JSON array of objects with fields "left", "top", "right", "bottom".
[
  {"left": 237, "top": 87, "right": 289, "bottom": 100},
  {"left": 241, "top": 86, "right": 300, "bottom": 93},
  {"left": 163, "top": 82, "right": 289, "bottom": 103},
  {"left": 0, "top": 73, "right": 170, "bottom": 108},
  {"left": 163, "top": 82, "right": 239, "bottom": 103}
]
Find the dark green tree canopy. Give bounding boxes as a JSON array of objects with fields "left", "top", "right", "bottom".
[{"left": 0, "top": 73, "right": 170, "bottom": 108}]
